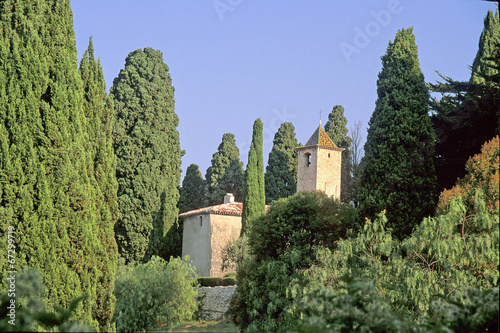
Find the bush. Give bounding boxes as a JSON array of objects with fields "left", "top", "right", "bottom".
[
  {"left": 231, "top": 191, "right": 357, "bottom": 331},
  {"left": 113, "top": 256, "right": 198, "bottom": 332}
]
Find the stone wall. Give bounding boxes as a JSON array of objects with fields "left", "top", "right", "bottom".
[{"left": 197, "top": 286, "right": 236, "bottom": 321}]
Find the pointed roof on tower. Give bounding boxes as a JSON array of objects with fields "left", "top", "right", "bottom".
[{"left": 304, "top": 122, "right": 338, "bottom": 148}]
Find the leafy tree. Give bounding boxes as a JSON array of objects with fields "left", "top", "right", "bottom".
[
  {"left": 0, "top": 0, "right": 111, "bottom": 329},
  {"left": 113, "top": 256, "right": 198, "bottom": 332},
  {"left": 265, "top": 122, "right": 300, "bottom": 204},
  {"left": 111, "top": 47, "right": 181, "bottom": 264},
  {"left": 359, "top": 27, "right": 437, "bottom": 239},
  {"left": 178, "top": 164, "right": 205, "bottom": 213},
  {"left": 78, "top": 38, "right": 118, "bottom": 332},
  {"left": 324, "top": 105, "right": 353, "bottom": 203},
  {"left": 241, "top": 118, "right": 265, "bottom": 234},
  {"left": 437, "top": 136, "right": 499, "bottom": 214},
  {"left": 431, "top": 9, "right": 499, "bottom": 192},
  {"left": 204, "top": 133, "right": 244, "bottom": 205}
]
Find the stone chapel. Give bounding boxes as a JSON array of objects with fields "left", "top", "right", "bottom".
[{"left": 181, "top": 122, "right": 343, "bottom": 277}]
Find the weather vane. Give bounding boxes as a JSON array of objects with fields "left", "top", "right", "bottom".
[{"left": 319, "top": 110, "right": 322, "bottom": 125}]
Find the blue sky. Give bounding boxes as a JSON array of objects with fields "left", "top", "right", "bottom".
[{"left": 71, "top": 1, "right": 497, "bottom": 179}]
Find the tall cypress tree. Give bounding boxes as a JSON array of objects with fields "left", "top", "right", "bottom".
[
  {"left": 0, "top": 0, "right": 109, "bottom": 329},
  {"left": 111, "top": 48, "right": 181, "bottom": 264},
  {"left": 359, "top": 27, "right": 437, "bottom": 240},
  {"left": 179, "top": 164, "right": 205, "bottom": 213},
  {"left": 79, "top": 38, "right": 118, "bottom": 331},
  {"left": 205, "top": 133, "right": 244, "bottom": 205},
  {"left": 241, "top": 118, "right": 265, "bottom": 235},
  {"left": 264, "top": 122, "right": 300, "bottom": 204},
  {"left": 324, "top": 105, "right": 353, "bottom": 203},
  {"left": 431, "top": 9, "right": 499, "bottom": 192}
]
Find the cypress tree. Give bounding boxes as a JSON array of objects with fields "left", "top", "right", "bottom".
[
  {"left": 431, "top": 9, "right": 499, "bottom": 192},
  {"left": 179, "top": 164, "right": 205, "bottom": 213},
  {"left": 241, "top": 118, "right": 265, "bottom": 235},
  {"left": 204, "top": 133, "right": 244, "bottom": 205},
  {"left": 111, "top": 48, "right": 181, "bottom": 264},
  {"left": 0, "top": 0, "right": 109, "bottom": 329},
  {"left": 79, "top": 38, "right": 118, "bottom": 331},
  {"left": 264, "top": 122, "right": 300, "bottom": 204},
  {"left": 324, "top": 105, "right": 353, "bottom": 203},
  {"left": 359, "top": 27, "right": 437, "bottom": 240}
]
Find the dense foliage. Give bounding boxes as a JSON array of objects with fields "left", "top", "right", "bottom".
[
  {"left": 231, "top": 134, "right": 499, "bottom": 332},
  {"left": 78, "top": 38, "right": 118, "bottom": 332},
  {"left": 111, "top": 47, "right": 181, "bottom": 264},
  {"left": 231, "top": 191, "right": 357, "bottom": 331},
  {"left": 265, "top": 122, "right": 300, "bottom": 203},
  {"left": 241, "top": 118, "right": 265, "bottom": 234},
  {"left": 0, "top": 1, "right": 116, "bottom": 329},
  {"left": 179, "top": 164, "right": 205, "bottom": 213},
  {"left": 431, "top": 10, "right": 499, "bottom": 192},
  {"left": 113, "top": 256, "right": 198, "bottom": 332},
  {"left": 0, "top": 268, "right": 91, "bottom": 332},
  {"left": 324, "top": 105, "right": 353, "bottom": 203},
  {"left": 359, "top": 27, "right": 437, "bottom": 240},
  {"left": 204, "top": 133, "right": 244, "bottom": 205}
]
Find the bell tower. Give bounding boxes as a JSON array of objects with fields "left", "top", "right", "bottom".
[{"left": 296, "top": 122, "right": 344, "bottom": 200}]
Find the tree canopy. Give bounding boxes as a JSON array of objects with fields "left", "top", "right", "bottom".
[
  {"left": 111, "top": 47, "right": 181, "bottom": 264},
  {"left": 265, "top": 122, "right": 300, "bottom": 204},
  {"left": 358, "top": 27, "right": 437, "bottom": 240}
]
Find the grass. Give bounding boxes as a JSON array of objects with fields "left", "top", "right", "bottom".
[{"left": 150, "top": 319, "right": 239, "bottom": 332}]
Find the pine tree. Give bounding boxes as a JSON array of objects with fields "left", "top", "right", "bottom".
[
  {"left": 78, "top": 38, "right": 118, "bottom": 331},
  {"left": 324, "top": 105, "right": 353, "bottom": 203},
  {"left": 431, "top": 9, "right": 499, "bottom": 192},
  {"left": 241, "top": 119, "right": 265, "bottom": 235},
  {"left": 205, "top": 133, "right": 244, "bottom": 205},
  {"left": 359, "top": 27, "right": 437, "bottom": 240},
  {"left": 264, "top": 122, "right": 300, "bottom": 204},
  {"left": 111, "top": 47, "right": 181, "bottom": 264},
  {"left": 0, "top": 0, "right": 110, "bottom": 329},
  {"left": 179, "top": 164, "right": 204, "bottom": 213}
]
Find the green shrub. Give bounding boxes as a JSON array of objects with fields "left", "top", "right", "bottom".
[
  {"left": 113, "top": 256, "right": 198, "bottom": 332},
  {"left": 231, "top": 191, "right": 357, "bottom": 331}
]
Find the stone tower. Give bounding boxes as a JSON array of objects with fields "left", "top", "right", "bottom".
[{"left": 296, "top": 122, "right": 344, "bottom": 200}]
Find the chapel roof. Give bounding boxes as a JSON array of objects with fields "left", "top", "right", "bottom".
[
  {"left": 302, "top": 123, "right": 338, "bottom": 149},
  {"left": 179, "top": 201, "right": 243, "bottom": 218}
]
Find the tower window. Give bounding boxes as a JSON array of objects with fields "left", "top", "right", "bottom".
[
  {"left": 305, "top": 153, "right": 311, "bottom": 167},
  {"left": 199, "top": 216, "right": 203, "bottom": 226},
  {"left": 328, "top": 153, "right": 331, "bottom": 158}
]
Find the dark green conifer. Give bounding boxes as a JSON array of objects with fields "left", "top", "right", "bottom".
[
  {"left": 179, "top": 164, "right": 205, "bottom": 213},
  {"left": 431, "top": 9, "right": 499, "bottom": 192},
  {"left": 241, "top": 119, "right": 265, "bottom": 235},
  {"left": 79, "top": 38, "right": 118, "bottom": 331},
  {"left": 0, "top": 0, "right": 109, "bottom": 329},
  {"left": 324, "top": 105, "right": 353, "bottom": 203},
  {"left": 111, "top": 48, "right": 181, "bottom": 264},
  {"left": 205, "top": 133, "right": 244, "bottom": 205},
  {"left": 264, "top": 122, "right": 300, "bottom": 204},
  {"left": 359, "top": 28, "right": 437, "bottom": 240}
]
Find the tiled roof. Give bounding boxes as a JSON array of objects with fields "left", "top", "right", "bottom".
[
  {"left": 179, "top": 202, "right": 244, "bottom": 218},
  {"left": 304, "top": 125, "right": 337, "bottom": 148}
]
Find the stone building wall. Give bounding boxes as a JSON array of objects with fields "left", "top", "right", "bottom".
[
  {"left": 209, "top": 214, "right": 241, "bottom": 277},
  {"left": 182, "top": 214, "right": 211, "bottom": 276}
]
